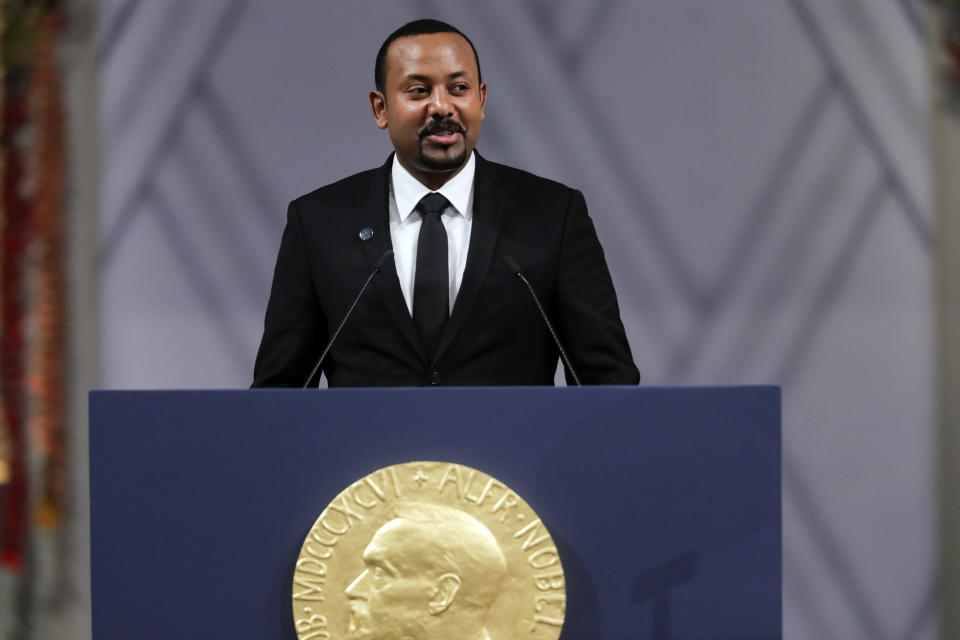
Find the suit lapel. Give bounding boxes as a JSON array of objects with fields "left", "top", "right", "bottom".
[
  {"left": 434, "top": 153, "right": 504, "bottom": 363},
  {"left": 358, "top": 155, "right": 428, "bottom": 364}
]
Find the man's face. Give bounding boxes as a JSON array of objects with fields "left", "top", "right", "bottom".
[
  {"left": 345, "top": 520, "right": 433, "bottom": 640},
  {"left": 370, "top": 32, "right": 486, "bottom": 187}
]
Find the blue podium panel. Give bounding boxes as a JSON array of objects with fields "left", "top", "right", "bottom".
[{"left": 89, "top": 387, "right": 780, "bottom": 639}]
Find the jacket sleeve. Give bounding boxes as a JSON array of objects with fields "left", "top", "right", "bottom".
[
  {"left": 252, "top": 200, "right": 326, "bottom": 387},
  {"left": 551, "top": 189, "right": 640, "bottom": 385}
]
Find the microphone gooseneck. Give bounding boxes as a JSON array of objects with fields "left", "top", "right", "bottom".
[
  {"left": 302, "top": 249, "right": 394, "bottom": 388},
  {"left": 503, "top": 255, "right": 582, "bottom": 386}
]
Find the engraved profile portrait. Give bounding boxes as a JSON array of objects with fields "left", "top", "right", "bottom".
[{"left": 345, "top": 501, "right": 508, "bottom": 640}]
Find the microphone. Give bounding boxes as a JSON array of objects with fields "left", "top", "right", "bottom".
[
  {"left": 303, "top": 250, "right": 394, "bottom": 388},
  {"left": 503, "top": 255, "right": 582, "bottom": 386}
]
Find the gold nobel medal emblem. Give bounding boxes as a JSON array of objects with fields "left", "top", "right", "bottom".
[{"left": 292, "top": 461, "right": 566, "bottom": 640}]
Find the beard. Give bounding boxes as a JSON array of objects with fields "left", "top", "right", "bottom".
[
  {"left": 417, "top": 117, "right": 468, "bottom": 172},
  {"left": 418, "top": 143, "right": 467, "bottom": 172}
]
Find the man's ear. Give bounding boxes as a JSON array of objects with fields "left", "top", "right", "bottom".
[
  {"left": 427, "top": 573, "right": 461, "bottom": 615},
  {"left": 478, "top": 82, "right": 487, "bottom": 121},
  {"left": 370, "top": 90, "right": 389, "bottom": 130}
]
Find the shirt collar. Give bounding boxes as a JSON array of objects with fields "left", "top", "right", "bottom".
[{"left": 391, "top": 152, "right": 476, "bottom": 222}]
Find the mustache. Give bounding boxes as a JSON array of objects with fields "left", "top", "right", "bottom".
[{"left": 420, "top": 119, "right": 464, "bottom": 137}]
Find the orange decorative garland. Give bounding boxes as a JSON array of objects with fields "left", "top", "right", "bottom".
[
  {"left": 0, "top": 0, "right": 9, "bottom": 489},
  {"left": 27, "top": 9, "right": 67, "bottom": 531},
  {"left": 0, "top": 1, "right": 69, "bottom": 572}
]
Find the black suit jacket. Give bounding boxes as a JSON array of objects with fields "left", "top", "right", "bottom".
[{"left": 253, "top": 153, "right": 639, "bottom": 387}]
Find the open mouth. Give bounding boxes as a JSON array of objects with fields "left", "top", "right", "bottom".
[
  {"left": 421, "top": 122, "right": 464, "bottom": 146},
  {"left": 424, "top": 131, "right": 462, "bottom": 145}
]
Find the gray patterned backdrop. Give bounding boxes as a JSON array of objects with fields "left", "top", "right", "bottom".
[{"left": 97, "top": 1, "right": 936, "bottom": 638}]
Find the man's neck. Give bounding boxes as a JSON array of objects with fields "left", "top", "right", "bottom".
[{"left": 398, "top": 158, "right": 468, "bottom": 191}]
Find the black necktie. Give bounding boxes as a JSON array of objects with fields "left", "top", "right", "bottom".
[{"left": 413, "top": 192, "right": 450, "bottom": 359}]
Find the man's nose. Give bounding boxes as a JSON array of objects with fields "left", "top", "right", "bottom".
[
  {"left": 345, "top": 570, "right": 369, "bottom": 598},
  {"left": 427, "top": 88, "right": 453, "bottom": 117}
]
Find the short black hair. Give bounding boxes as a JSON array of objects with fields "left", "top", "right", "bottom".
[{"left": 374, "top": 19, "right": 482, "bottom": 94}]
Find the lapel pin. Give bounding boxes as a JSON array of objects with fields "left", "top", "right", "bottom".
[{"left": 359, "top": 227, "right": 374, "bottom": 241}]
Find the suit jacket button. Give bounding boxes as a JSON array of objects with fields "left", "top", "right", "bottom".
[{"left": 429, "top": 371, "right": 440, "bottom": 385}]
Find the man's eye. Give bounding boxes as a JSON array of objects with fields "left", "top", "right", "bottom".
[
  {"left": 451, "top": 84, "right": 468, "bottom": 94},
  {"left": 409, "top": 87, "right": 429, "bottom": 96}
]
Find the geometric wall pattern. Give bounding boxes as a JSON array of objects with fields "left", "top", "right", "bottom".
[{"left": 97, "top": 1, "right": 937, "bottom": 638}]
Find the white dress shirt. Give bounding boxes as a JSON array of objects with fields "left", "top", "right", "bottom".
[{"left": 389, "top": 152, "right": 475, "bottom": 315}]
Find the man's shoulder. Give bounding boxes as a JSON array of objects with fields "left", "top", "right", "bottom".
[
  {"left": 478, "top": 156, "right": 583, "bottom": 218},
  {"left": 479, "top": 156, "right": 577, "bottom": 195},
  {"left": 481, "top": 158, "right": 562, "bottom": 185},
  {"left": 292, "top": 164, "right": 385, "bottom": 208}
]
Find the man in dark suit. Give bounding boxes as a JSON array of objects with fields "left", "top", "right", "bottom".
[{"left": 253, "top": 19, "right": 639, "bottom": 387}]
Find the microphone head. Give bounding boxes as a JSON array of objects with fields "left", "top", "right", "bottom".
[
  {"left": 503, "top": 254, "right": 522, "bottom": 274},
  {"left": 375, "top": 249, "right": 395, "bottom": 270}
]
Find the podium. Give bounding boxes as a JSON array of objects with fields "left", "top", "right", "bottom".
[{"left": 89, "top": 386, "right": 780, "bottom": 639}]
